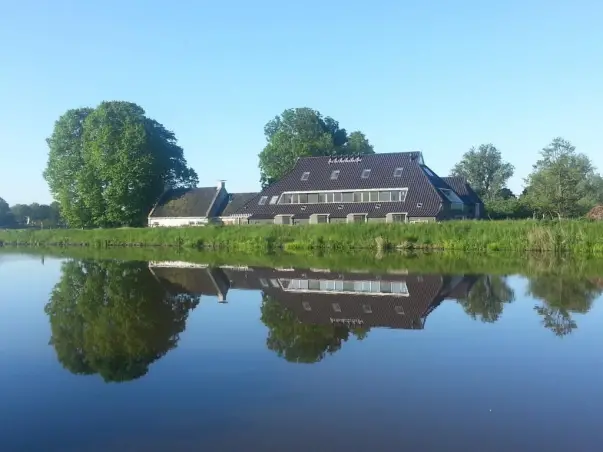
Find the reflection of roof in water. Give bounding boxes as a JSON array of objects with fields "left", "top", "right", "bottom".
[{"left": 149, "top": 263, "right": 477, "bottom": 330}]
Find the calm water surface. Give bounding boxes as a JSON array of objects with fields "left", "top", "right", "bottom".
[{"left": 1, "top": 253, "right": 602, "bottom": 451}]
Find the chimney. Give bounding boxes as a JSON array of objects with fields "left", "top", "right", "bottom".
[{"left": 217, "top": 180, "right": 226, "bottom": 190}]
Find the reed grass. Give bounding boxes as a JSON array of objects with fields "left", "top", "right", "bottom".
[{"left": 1, "top": 220, "right": 603, "bottom": 253}]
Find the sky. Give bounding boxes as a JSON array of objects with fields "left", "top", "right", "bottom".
[{"left": 1, "top": 0, "right": 602, "bottom": 205}]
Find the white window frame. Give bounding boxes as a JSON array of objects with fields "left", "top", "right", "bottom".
[
  {"left": 387, "top": 212, "right": 408, "bottom": 223},
  {"left": 316, "top": 214, "right": 330, "bottom": 224},
  {"left": 258, "top": 196, "right": 268, "bottom": 205},
  {"left": 276, "top": 188, "right": 409, "bottom": 205},
  {"left": 361, "top": 169, "right": 371, "bottom": 179},
  {"left": 269, "top": 195, "right": 279, "bottom": 205},
  {"left": 347, "top": 213, "right": 368, "bottom": 224},
  {"left": 394, "top": 167, "right": 404, "bottom": 177},
  {"left": 330, "top": 170, "right": 340, "bottom": 180},
  {"left": 275, "top": 214, "right": 294, "bottom": 225},
  {"left": 301, "top": 172, "right": 310, "bottom": 181}
]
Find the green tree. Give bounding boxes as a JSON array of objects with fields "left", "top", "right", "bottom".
[
  {"left": 457, "top": 275, "right": 515, "bottom": 323},
  {"left": 45, "top": 260, "right": 199, "bottom": 382},
  {"left": 527, "top": 274, "right": 601, "bottom": 337},
  {"left": 451, "top": 144, "right": 514, "bottom": 200},
  {"left": 524, "top": 138, "right": 601, "bottom": 218},
  {"left": 0, "top": 197, "right": 14, "bottom": 227},
  {"left": 9, "top": 203, "right": 31, "bottom": 224},
  {"left": 258, "top": 108, "right": 374, "bottom": 187},
  {"left": 44, "top": 102, "right": 198, "bottom": 228},
  {"left": 260, "top": 294, "right": 368, "bottom": 363}
]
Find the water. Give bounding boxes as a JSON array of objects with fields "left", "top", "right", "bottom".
[{"left": 1, "top": 252, "right": 602, "bottom": 451}]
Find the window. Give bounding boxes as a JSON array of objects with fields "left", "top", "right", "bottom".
[
  {"left": 319, "top": 193, "right": 327, "bottom": 203},
  {"left": 391, "top": 214, "right": 406, "bottom": 223},
  {"left": 400, "top": 189, "right": 408, "bottom": 202},
  {"left": 395, "top": 305, "right": 405, "bottom": 315},
  {"left": 362, "top": 192, "right": 370, "bottom": 202},
  {"left": 270, "top": 279, "right": 280, "bottom": 287},
  {"left": 298, "top": 193, "right": 308, "bottom": 203},
  {"left": 291, "top": 193, "right": 299, "bottom": 204},
  {"left": 351, "top": 214, "right": 366, "bottom": 223},
  {"left": 394, "top": 167, "right": 403, "bottom": 177},
  {"left": 332, "top": 303, "right": 341, "bottom": 312},
  {"left": 342, "top": 192, "right": 354, "bottom": 203},
  {"left": 379, "top": 191, "right": 391, "bottom": 202},
  {"left": 317, "top": 214, "right": 329, "bottom": 224},
  {"left": 362, "top": 304, "right": 372, "bottom": 314},
  {"left": 302, "top": 302, "right": 312, "bottom": 311},
  {"left": 361, "top": 169, "right": 371, "bottom": 179},
  {"left": 391, "top": 282, "right": 409, "bottom": 295},
  {"left": 370, "top": 191, "right": 379, "bottom": 202},
  {"left": 269, "top": 196, "right": 279, "bottom": 205},
  {"left": 259, "top": 278, "right": 269, "bottom": 288},
  {"left": 279, "top": 194, "right": 292, "bottom": 204},
  {"left": 258, "top": 196, "right": 268, "bottom": 205},
  {"left": 326, "top": 192, "right": 334, "bottom": 203},
  {"left": 330, "top": 170, "right": 340, "bottom": 180},
  {"left": 301, "top": 172, "right": 310, "bottom": 181},
  {"left": 281, "top": 215, "right": 292, "bottom": 225},
  {"left": 354, "top": 192, "right": 362, "bottom": 202},
  {"left": 308, "top": 193, "right": 319, "bottom": 203},
  {"left": 333, "top": 192, "right": 343, "bottom": 202}
]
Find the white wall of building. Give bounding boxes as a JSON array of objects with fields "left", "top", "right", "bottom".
[{"left": 148, "top": 217, "right": 208, "bottom": 227}]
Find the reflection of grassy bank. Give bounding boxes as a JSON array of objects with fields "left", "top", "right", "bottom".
[
  {"left": 2, "top": 220, "right": 603, "bottom": 253},
  {"left": 4, "top": 246, "right": 603, "bottom": 278}
]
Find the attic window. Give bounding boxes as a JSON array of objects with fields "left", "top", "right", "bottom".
[
  {"left": 330, "top": 170, "right": 340, "bottom": 180},
  {"left": 258, "top": 196, "right": 268, "bottom": 205},
  {"left": 423, "top": 167, "right": 436, "bottom": 177},
  {"left": 361, "top": 169, "right": 371, "bottom": 179},
  {"left": 394, "top": 167, "right": 403, "bottom": 177},
  {"left": 269, "top": 196, "right": 279, "bottom": 205},
  {"left": 301, "top": 172, "right": 310, "bottom": 181}
]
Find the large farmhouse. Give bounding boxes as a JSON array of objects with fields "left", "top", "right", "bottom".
[{"left": 225, "top": 151, "right": 483, "bottom": 224}]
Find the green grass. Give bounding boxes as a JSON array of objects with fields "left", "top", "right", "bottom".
[{"left": 2, "top": 220, "right": 603, "bottom": 253}]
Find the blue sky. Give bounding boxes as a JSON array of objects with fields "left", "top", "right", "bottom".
[{"left": 1, "top": 0, "right": 601, "bottom": 205}]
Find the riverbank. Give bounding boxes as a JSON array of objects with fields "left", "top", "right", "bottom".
[{"left": 1, "top": 220, "right": 603, "bottom": 253}]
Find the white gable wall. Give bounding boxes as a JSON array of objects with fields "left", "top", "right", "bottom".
[{"left": 148, "top": 217, "right": 209, "bottom": 227}]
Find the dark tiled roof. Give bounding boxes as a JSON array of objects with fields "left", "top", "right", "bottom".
[
  {"left": 150, "top": 187, "right": 218, "bottom": 218},
  {"left": 221, "top": 192, "right": 258, "bottom": 216},
  {"left": 150, "top": 266, "right": 230, "bottom": 299},
  {"left": 234, "top": 152, "right": 448, "bottom": 218},
  {"left": 442, "top": 177, "right": 483, "bottom": 205}
]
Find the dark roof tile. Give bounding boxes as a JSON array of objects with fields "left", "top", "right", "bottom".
[
  {"left": 221, "top": 192, "right": 259, "bottom": 216},
  {"left": 442, "top": 177, "right": 483, "bottom": 204},
  {"left": 150, "top": 187, "right": 219, "bottom": 218}
]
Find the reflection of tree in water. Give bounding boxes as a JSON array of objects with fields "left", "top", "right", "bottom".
[
  {"left": 457, "top": 275, "right": 515, "bottom": 323},
  {"left": 527, "top": 275, "right": 602, "bottom": 337},
  {"left": 45, "top": 260, "right": 199, "bottom": 382},
  {"left": 260, "top": 294, "right": 368, "bottom": 364}
]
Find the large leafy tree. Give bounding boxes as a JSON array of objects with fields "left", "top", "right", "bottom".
[
  {"left": 524, "top": 138, "right": 602, "bottom": 218},
  {"left": 45, "top": 260, "right": 200, "bottom": 382},
  {"left": 457, "top": 275, "right": 515, "bottom": 323},
  {"left": 260, "top": 294, "right": 368, "bottom": 363},
  {"left": 0, "top": 197, "right": 14, "bottom": 227},
  {"left": 527, "top": 273, "right": 601, "bottom": 337},
  {"left": 258, "top": 108, "right": 374, "bottom": 187},
  {"left": 451, "top": 144, "right": 514, "bottom": 201},
  {"left": 44, "top": 102, "right": 198, "bottom": 228}
]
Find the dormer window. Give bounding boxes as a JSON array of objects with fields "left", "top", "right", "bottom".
[
  {"left": 258, "top": 196, "right": 268, "bottom": 205},
  {"left": 330, "top": 170, "right": 340, "bottom": 180},
  {"left": 301, "top": 172, "right": 310, "bottom": 181},
  {"left": 394, "top": 167, "right": 403, "bottom": 177},
  {"left": 361, "top": 169, "right": 371, "bottom": 179}
]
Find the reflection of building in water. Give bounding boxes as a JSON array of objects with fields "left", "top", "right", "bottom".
[{"left": 148, "top": 262, "right": 476, "bottom": 330}]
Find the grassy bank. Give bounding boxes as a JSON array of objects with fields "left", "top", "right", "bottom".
[
  {"left": 2, "top": 220, "right": 603, "bottom": 253},
  {"left": 3, "top": 246, "right": 603, "bottom": 279}
]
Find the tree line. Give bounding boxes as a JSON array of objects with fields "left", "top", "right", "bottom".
[
  {"left": 1, "top": 102, "right": 601, "bottom": 228},
  {"left": 0, "top": 199, "right": 62, "bottom": 228}
]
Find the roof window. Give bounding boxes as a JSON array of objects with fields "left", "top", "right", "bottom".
[
  {"left": 361, "top": 169, "right": 371, "bottom": 179},
  {"left": 330, "top": 170, "right": 340, "bottom": 180},
  {"left": 394, "top": 167, "right": 403, "bottom": 177},
  {"left": 258, "top": 196, "right": 268, "bottom": 205},
  {"left": 423, "top": 167, "right": 436, "bottom": 177},
  {"left": 301, "top": 172, "right": 310, "bottom": 181},
  {"left": 269, "top": 196, "right": 279, "bottom": 205}
]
